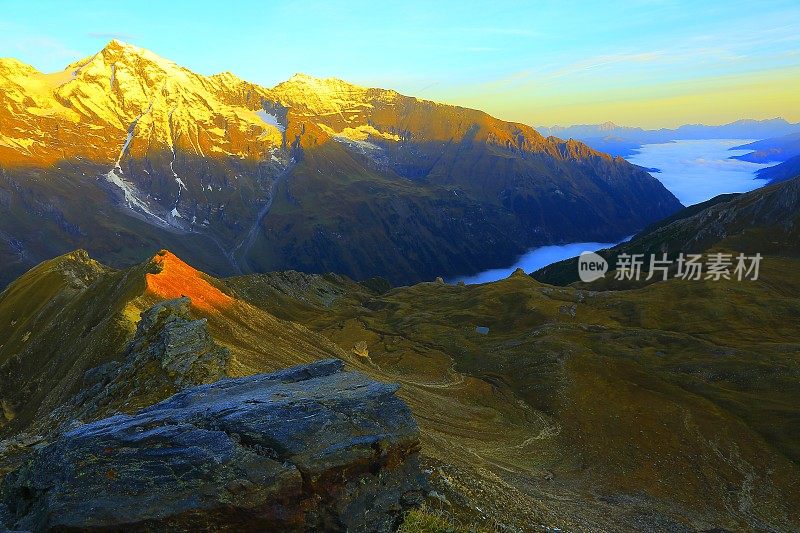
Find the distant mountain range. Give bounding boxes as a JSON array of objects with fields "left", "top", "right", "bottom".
[
  {"left": 726, "top": 132, "right": 800, "bottom": 185},
  {"left": 731, "top": 132, "right": 800, "bottom": 164},
  {"left": 0, "top": 41, "right": 682, "bottom": 287},
  {"left": 538, "top": 119, "right": 800, "bottom": 157}
]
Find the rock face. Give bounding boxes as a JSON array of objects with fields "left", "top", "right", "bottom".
[
  {"left": 0, "top": 359, "right": 425, "bottom": 532},
  {"left": 121, "top": 297, "right": 229, "bottom": 387},
  {"left": 52, "top": 297, "right": 230, "bottom": 426}
]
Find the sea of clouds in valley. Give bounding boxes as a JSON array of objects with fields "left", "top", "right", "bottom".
[
  {"left": 455, "top": 138, "right": 775, "bottom": 284},
  {"left": 627, "top": 139, "right": 771, "bottom": 206}
]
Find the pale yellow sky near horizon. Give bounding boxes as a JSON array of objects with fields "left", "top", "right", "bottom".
[{"left": 425, "top": 65, "right": 800, "bottom": 129}]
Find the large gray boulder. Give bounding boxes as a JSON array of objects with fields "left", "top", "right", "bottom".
[{"left": 0, "top": 359, "right": 425, "bottom": 532}]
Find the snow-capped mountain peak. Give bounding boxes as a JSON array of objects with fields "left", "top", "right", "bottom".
[{"left": 0, "top": 41, "right": 283, "bottom": 168}]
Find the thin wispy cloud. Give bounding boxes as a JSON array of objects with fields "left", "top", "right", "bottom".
[
  {"left": 415, "top": 81, "right": 440, "bottom": 93},
  {"left": 461, "top": 46, "right": 502, "bottom": 53},
  {"left": 451, "top": 27, "right": 544, "bottom": 37},
  {"left": 479, "top": 51, "right": 665, "bottom": 89},
  {"left": 87, "top": 31, "right": 138, "bottom": 41},
  {"left": 481, "top": 20, "right": 800, "bottom": 92}
]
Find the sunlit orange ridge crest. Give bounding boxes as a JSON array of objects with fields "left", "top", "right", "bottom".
[{"left": 145, "top": 250, "right": 233, "bottom": 312}]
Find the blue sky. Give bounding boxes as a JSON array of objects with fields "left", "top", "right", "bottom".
[{"left": 1, "top": 0, "right": 798, "bottom": 127}]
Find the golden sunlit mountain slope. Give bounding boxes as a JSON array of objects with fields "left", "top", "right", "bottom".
[{"left": 0, "top": 40, "right": 282, "bottom": 166}]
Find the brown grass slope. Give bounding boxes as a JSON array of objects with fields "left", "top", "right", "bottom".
[
  {"left": 2, "top": 247, "right": 798, "bottom": 531},
  {"left": 228, "top": 264, "right": 800, "bottom": 531}
]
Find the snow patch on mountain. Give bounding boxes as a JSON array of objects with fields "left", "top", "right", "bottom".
[
  {"left": 319, "top": 123, "right": 400, "bottom": 143},
  {"left": 256, "top": 110, "right": 285, "bottom": 133},
  {"left": 333, "top": 136, "right": 382, "bottom": 153},
  {"left": 104, "top": 168, "right": 164, "bottom": 223},
  {"left": 102, "top": 105, "right": 184, "bottom": 229}
]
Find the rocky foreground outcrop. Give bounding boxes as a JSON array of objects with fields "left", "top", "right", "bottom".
[
  {"left": 0, "top": 359, "right": 425, "bottom": 532},
  {"left": 54, "top": 297, "right": 231, "bottom": 426}
]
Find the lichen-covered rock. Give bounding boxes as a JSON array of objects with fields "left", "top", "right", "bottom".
[
  {"left": 0, "top": 359, "right": 425, "bottom": 532},
  {"left": 125, "top": 296, "right": 229, "bottom": 387},
  {"left": 53, "top": 297, "right": 230, "bottom": 426}
]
